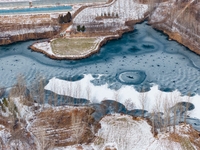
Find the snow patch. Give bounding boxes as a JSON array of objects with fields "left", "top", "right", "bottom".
[{"left": 45, "top": 74, "right": 200, "bottom": 120}]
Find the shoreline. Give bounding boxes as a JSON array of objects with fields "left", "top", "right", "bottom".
[
  {"left": 30, "top": 18, "right": 146, "bottom": 60},
  {"left": 152, "top": 25, "right": 200, "bottom": 56}
]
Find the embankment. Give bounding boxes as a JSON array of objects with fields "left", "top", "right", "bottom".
[{"left": 0, "top": 13, "right": 60, "bottom": 45}]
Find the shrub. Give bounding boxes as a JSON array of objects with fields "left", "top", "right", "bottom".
[
  {"left": 59, "top": 12, "right": 72, "bottom": 23},
  {"left": 77, "top": 25, "right": 81, "bottom": 32},
  {"left": 81, "top": 26, "right": 85, "bottom": 32},
  {"left": 2, "top": 98, "right": 8, "bottom": 107}
]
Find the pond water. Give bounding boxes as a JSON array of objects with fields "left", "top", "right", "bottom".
[{"left": 0, "top": 22, "right": 200, "bottom": 97}]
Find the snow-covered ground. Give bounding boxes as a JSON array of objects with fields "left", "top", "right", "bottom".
[
  {"left": 55, "top": 114, "right": 198, "bottom": 150},
  {"left": 1, "top": 26, "right": 59, "bottom": 37},
  {"left": 73, "top": 0, "right": 148, "bottom": 31},
  {"left": 93, "top": 114, "right": 183, "bottom": 150},
  {"left": 45, "top": 74, "right": 200, "bottom": 120}
]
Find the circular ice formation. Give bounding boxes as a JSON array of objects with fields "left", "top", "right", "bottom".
[{"left": 117, "top": 70, "right": 146, "bottom": 85}]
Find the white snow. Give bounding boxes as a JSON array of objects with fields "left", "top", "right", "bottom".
[
  {"left": 0, "top": 129, "right": 11, "bottom": 146},
  {"left": 92, "top": 114, "right": 183, "bottom": 150},
  {"left": 13, "top": 97, "right": 34, "bottom": 120},
  {"left": 33, "top": 41, "right": 53, "bottom": 55},
  {"left": 0, "top": 26, "right": 58, "bottom": 37},
  {"left": 44, "top": 74, "right": 200, "bottom": 120},
  {"left": 74, "top": 0, "right": 148, "bottom": 24}
]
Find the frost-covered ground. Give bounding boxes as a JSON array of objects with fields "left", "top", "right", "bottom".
[{"left": 45, "top": 74, "right": 200, "bottom": 120}]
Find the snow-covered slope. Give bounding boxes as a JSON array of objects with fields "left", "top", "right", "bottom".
[
  {"left": 57, "top": 114, "right": 200, "bottom": 150},
  {"left": 73, "top": 0, "right": 148, "bottom": 32}
]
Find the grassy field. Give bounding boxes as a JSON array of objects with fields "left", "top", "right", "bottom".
[{"left": 51, "top": 37, "right": 98, "bottom": 56}]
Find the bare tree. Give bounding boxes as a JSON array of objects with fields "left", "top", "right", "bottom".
[
  {"left": 35, "top": 126, "right": 54, "bottom": 150},
  {"left": 139, "top": 89, "right": 148, "bottom": 117},
  {"left": 86, "top": 85, "right": 91, "bottom": 102},
  {"left": 152, "top": 92, "right": 164, "bottom": 131},
  {"left": 169, "top": 92, "right": 181, "bottom": 133},
  {"left": 10, "top": 75, "right": 26, "bottom": 100},
  {"left": 0, "top": 86, "right": 5, "bottom": 98},
  {"left": 184, "top": 93, "right": 192, "bottom": 124},
  {"left": 124, "top": 98, "right": 135, "bottom": 110}
]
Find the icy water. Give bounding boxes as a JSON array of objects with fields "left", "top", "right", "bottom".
[
  {"left": 0, "top": 22, "right": 200, "bottom": 96},
  {"left": 0, "top": 5, "right": 72, "bottom": 14},
  {"left": 0, "top": 0, "right": 106, "bottom": 8}
]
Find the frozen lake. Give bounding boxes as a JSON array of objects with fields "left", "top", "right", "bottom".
[
  {"left": 0, "top": 22, "right": 200, "bottom": 97},
  {"left": 1, "top": 21, "right": 200, "bottom": 131}
]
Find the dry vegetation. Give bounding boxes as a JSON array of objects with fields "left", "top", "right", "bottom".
[
  {"left": 168, "top": 124, "right": 200, "bottom": 149},
  {"left": 29, "top": 106, "right": 99, "bottom": 148},
  {"left": 51, "top": 37, "right": 98, "bottom": 55}
]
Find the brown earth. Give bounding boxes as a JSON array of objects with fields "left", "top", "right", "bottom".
[{"left": 29, "top": 106, "right": 100, "bottom": 148}]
